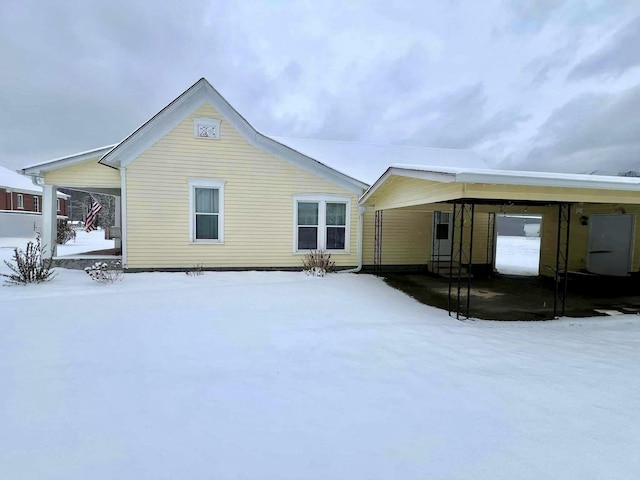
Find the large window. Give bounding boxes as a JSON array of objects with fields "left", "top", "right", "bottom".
[
  {"left": 294, "top": 196, "right": 350, "bottom": 253},
  {"left": 189, "top": 180, "right": 225, "bottom": 243}
]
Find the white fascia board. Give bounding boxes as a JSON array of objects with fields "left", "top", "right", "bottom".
[
  {"left": 100, "top": 78, "right": 368, "bottom": 195},
  {"left": 21, "top": 145, "right": 117, "bottom": 176},
  {"left": 456, "top": 172, "right": 640, "bottom": 192},
  {"left": 359, "top": 167, "right": 455, "bottom": 204}
]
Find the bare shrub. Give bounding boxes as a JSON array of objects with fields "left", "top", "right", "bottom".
[
  {"left": 84, "top": 260, "right": 124, "bottom": 284},
  {"left": 302, "top": 250, "right": 335, "bottom": 277},
  {"left": 185, "top": 264, "right": 205, "bottom": 276},
  {"left": 57, "top": 220, "right": 76, "bottom": 244},
  {"left": 2, "top": 237, "right": 56, "bottom": 285}
]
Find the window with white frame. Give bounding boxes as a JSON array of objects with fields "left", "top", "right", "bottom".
[
  {"left": 294, "top": 196, "right": 350, "bottom": 252},
  {"left": 189, "top": 179, "right": 225, "bottom": 242},
  {"left": 33, "top": 196, "right": 39, "bottom": 212},
  {"left": 56, "top": 198, "right": 60, "bottom": 212},
  {"left": 16, "top": 194, "right": 24, "bottom": 209}
]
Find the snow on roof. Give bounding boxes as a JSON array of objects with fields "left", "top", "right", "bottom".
[
  {"left": 21, "top": 144, "right": 116, "bottom": 174},
  {"left": 272, "top": 137, "right": 489, "bottom": 185},
  {"left": 390, "top": 163, "right": 640, "bottom": 187},
  {"left": 0, "top": 165, "right": 42, "bottom": 193},
  {"left": 0, "top": 165, "right": 68, "bottom": 197}
]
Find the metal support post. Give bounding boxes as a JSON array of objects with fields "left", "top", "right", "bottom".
[
  {"left": 553, "top": 203, "right": 571, "bottom": 318},
  {"left": 374, "top": 210, "right": 383, "bottom": 276}
]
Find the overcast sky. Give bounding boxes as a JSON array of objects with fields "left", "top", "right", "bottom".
[{"left": 1, "top": 0, "right": 639, "bottom": 176}]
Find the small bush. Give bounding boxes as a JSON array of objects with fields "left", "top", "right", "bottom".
[
  {"left": 2, "top": 237, "right": 56, "bottom": 286},
  {"left": 57, "top": 220, "right": 76, "bottom": 244},
  {"left": 302, "top": 250, "right": 335, "bottom": 277},
  {"left": 84, "top": 260, "right": 123, "bottom": 284},
  {"left": 185, "top": 264, "right": 205, "bottom": 276}
]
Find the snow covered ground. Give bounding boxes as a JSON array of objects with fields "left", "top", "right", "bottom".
[
  {"left": 0, "top": 230, "right": 114, "bottom": 261},
  {"left": 1, "top": 239, "right": 640, "bottom": 479},
  {"left": 57, "top": 229, "right": 115, "bottom": 256},
  {"left": 495, "top": 235, "right": 541, "bottom": 276}
]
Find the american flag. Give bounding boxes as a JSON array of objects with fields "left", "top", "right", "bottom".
[{"left": 85, "top": 198, "right": 102, "bottom": 232}]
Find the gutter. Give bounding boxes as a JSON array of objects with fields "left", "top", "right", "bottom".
[{"left": 340, "top": 205, "right": 365, "bottom": 274}]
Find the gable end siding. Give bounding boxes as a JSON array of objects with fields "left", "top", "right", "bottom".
[{"left": 125, "top": 103, "right": 359, "bottom": 269}]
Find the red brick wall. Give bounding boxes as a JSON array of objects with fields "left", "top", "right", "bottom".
[
  {"left": 58, "top": 197, "right": 67, "bottom": 216},
  {"left": 0, "top": 190, "right": 66, "bottom": 214}
]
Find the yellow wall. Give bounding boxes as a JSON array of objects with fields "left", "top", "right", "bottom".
[
  {"left": 540, "top": 204, "right": 640, "bottom": 276},
  {"left": 125, "top": 102, "right": 360, "bottom": 269},
  {"left": 44, "top": 157, "right": 120, "bottom": 188},
  {"left": 362, "top": 208, "right": 431, "bottom": 266},
  {"left": 364, "top": 176, "right": 464, "bottom": 210},
  {"left": 361, "top": 205, "right": 496, "bottom": 268},
  {"left": 465, "top": 183, "right": 640, "bottom": 205}
]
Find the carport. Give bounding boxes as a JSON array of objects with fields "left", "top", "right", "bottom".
[{"left": 361, "top": 165, "right": 640, "bottom": 320}]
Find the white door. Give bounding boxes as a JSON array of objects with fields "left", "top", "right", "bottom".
[
  {"left": 432, "top": 211, "right": 453, "bottom": 261},
  {"left": 587, "top": 214, "right": 634, "bottom": 276}
]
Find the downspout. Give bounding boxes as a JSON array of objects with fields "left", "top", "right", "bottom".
[
  {"left": 120, "top": 167, "right": 128, "bottom": 268},
  {"left": 340, "top": 205, "right": 365, "bottom": 273}
]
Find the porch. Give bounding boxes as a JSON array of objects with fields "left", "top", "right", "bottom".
[{"left": 383, "top": 271, "right": 640, "bottom": 321}]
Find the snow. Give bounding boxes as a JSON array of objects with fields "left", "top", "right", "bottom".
[
  {"left": 56, "top": 230, "right": 115, "bottom": 256},
  {"left": 273, "top": 136, "right": 489, "bottom": 185},
  {"left": 0, "top": 165, "right": 42, "bottom": 194},
  {"left": 382, "top": 164, "right": 640, "bottom": 191},
  {"left": 0, "top": 230, "right": 114, "bottom": 263},
  {"left": 495, "top": 236, "right": 541, "bottom": 276},
  {"left": 1, "top": 243, "right": 640, "bottom": 478},
  {"left": 0, "top": 165, "right": 69, "bottom": 198}
]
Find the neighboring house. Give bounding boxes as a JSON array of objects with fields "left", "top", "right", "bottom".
[
  {"left": 496, "top": 215, "right": 542, "bottom": 237},
  {"left": 0, "top": 166, "right": 68, "bottom": 237}
]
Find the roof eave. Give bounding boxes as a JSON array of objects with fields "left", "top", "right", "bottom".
[
  {"left": 21, "top": 145, "right": 117, "bottom": 176},
  {"left": 99, "top": 78, "right": 368, "bottom": 194}
]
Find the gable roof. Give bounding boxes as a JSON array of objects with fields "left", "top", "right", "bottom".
[
  {"left": 98, "top": 78, "right": 368, "bottom": 194},
  {"left": 272, "top": 136, "right": 489, "bottom": 185}
]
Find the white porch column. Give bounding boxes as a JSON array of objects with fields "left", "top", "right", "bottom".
[
  {"left": 42, "top": 184, "right": 57, "bottom": 258},
  {"left": 114, "top": 195, "right": 122, "bottom": 249}
]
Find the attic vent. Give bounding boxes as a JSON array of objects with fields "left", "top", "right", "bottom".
[{"left": 193, "top": 117, "right": 221, "bottom": 139}]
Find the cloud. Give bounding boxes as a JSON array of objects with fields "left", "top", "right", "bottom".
[
  {"left": 503, "top": 0, "right": 567, "bottom": 32},
  {"left": 524, "top": 41, "right": 578, "bottom": 85},
  {"left": 390, "top": 83, "right": 529, "bottom": 149},
  {"left": 568, "top": 15, "right": 640, "bottom": 80},
  {"left": 507, "top": 84, "right": 640, "bottom": 174}
]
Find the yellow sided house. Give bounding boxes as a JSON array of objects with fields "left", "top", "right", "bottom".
[
  {"left": 20, "top": 77, "right": 640, "bottom": 319},
  {"left": 21, "top": 79, "right": 374, "bottom": 272}
]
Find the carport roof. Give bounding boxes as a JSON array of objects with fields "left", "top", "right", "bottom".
[{"left": 361, "top": 164, "right": 640, "bottom": 206}]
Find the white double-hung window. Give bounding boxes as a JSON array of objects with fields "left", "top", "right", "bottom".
[
  {"left": 189, "top": 179, "right": 225, "bottom": 243},
  {"left": 294, "top": 195, "right": 350, "bottom": 253}
]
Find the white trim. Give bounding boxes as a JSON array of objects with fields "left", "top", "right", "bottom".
[
  {"left": 120, "top": 168, "right": 128, "bottom": 267},
  {"left": 16, "top": 193, "right": 24, "bottom": 209},
  {"left": 33, "top": 196, "right": 40, "bottom": 212},
  {"left": 21, "top": 144, "right": 116, "bottom": 175},
  {"left": 98, "top": 78, "right": 367, "bottom": 194},
  {"left": 188, "top": 179, "right": 225, "bottom": 244},
  {"left": 292, "top": 194, "right": 351, "bottom": 254},
  {"left": 361, "top": 165, "right": 640, "bottom": 205},
  {"left": 56, "top": 198, "right": 61, "bottom": 213},
  {"left": 193, "top": 117, "right": 221, "bottom": 139}
]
